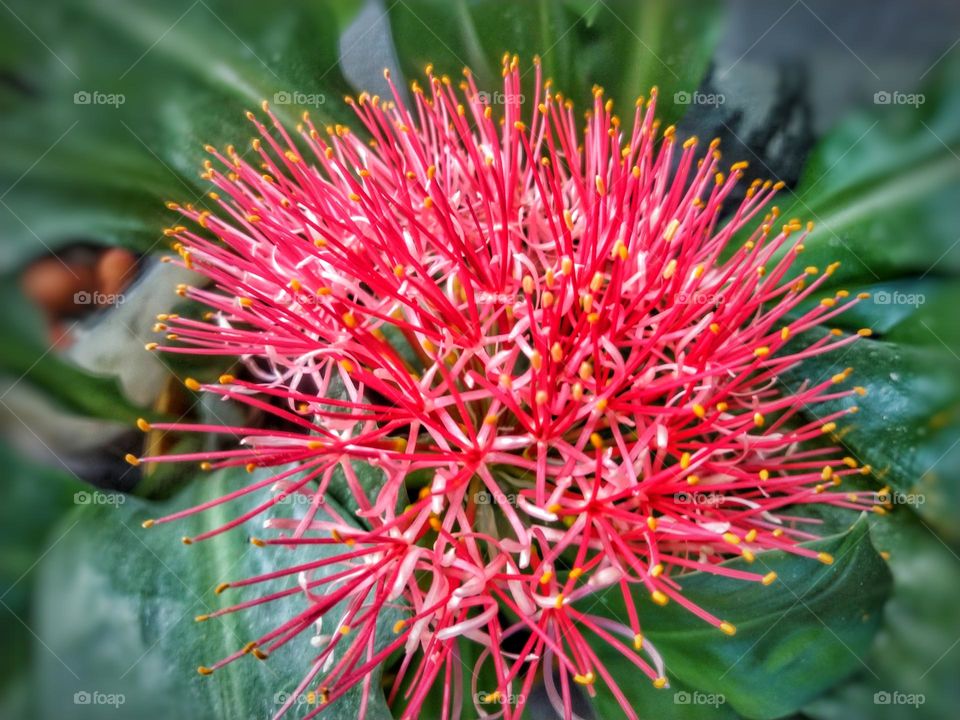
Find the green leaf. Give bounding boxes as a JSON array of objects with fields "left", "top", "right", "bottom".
[
  {"left": 594, "top": 518, "right": 891, "bottom": 718},
  {"left": 0, "top": 281, "right": 148, "bottom": 423},
  {"left": 773, "top": 57, "right": 960, "bottom": 290},
  {"left": 387, "top": 0, "right": 721, "bottom": 123},
  {"left": 780, "top": 331, "right": 959, "bottom": 540},
  {"left": 32, "top": 466, "right": 394, "bottom": 719},
  {"left": 804, "top": 513, "right": 960, "bottom": 720},
  {"left": 0, "top": 442, "right": 84, "bottom": 716},
  {"left": 0, "top": 0, "right": 362, "bottom": 271}
]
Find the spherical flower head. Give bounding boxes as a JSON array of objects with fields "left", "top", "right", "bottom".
[{"left": 137, "top": 56, "right": 877, "bottom": 720}]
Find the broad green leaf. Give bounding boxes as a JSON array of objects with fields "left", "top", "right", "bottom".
[
  {"left": 594, "top": 518, "right": 891, "bottom": 718},
  {"left": 781, "top": 331, "right": 959, "bottom": 540},
  {"left": 0, "top": 442, "right": 84, "bottom": 716},
  {"left": 774, "top": 57, "right": 960, "bottom": 289},
  {"left": 33, "top": 466, "right": 395, "bottom": 719},
  {"left": 804, "top": 513, "right": 960, "bottom": 720},
  {"left": 0, "top": 0, "right": 362, "bottom": 271},
  {"left": 387, "top": 0, "right": 721, "bottom": 123}
]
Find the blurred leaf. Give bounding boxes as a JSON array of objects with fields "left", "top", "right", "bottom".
[
  {"left": 33, "top": 466, "right": 394, "bottom": 719},
  {"left": 0, "top": 281, "right": 148, "bottom": 422},
  {"left": 0, "top": 0, "right": 363, "bottom": 271},
  {"left": 387, "top": 0, "right": 721, "bottom": 123},
  {"left": 804, "top": 513, "right": 960, "bottom": 720},
  {"left": 774, "top": 57, "right": 960, "bottom": 289},
  {"left": 595, "top": 518, "right": 891, "bottom": 718},
  {"left": 793, "top": 279, "right": 960, "bottom": 518},
  {"left": 0, "top": 442, "right": 84, "bottom": 718}
]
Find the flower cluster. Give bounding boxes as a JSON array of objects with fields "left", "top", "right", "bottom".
[{"left": 133, "top": 56, "right": 876, "bottom": 719}]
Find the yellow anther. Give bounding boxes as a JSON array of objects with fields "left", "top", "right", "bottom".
[
  {"left": 653, "top": 677, "right": 668, "bottom": 689},
  {"left": 651, "top": 590, "right": 669, "bottom": 606},
  {"left": 573, "top": 671, "right": 596, "bottom": 686},
  {"left": 817, "top": 552, "right": 834, "bottom": 565},
  {"left": 821, "top": 422, "right": 837, "bottom": 433},
  {"left": 680, "top": 452, "right": 691, "bottom": 470},
  {"left": 198, "top": 666, "right": 214, "bottom": 676},
  {"left": 762, "top": 571, "right": 777, "bottom": 585},
  {"left": 662, "top": 258, "right": 677, "bottom": 279},
  {"left": 693, "top": 404, "right": 706, "bottom": 419},
  {"left": 647, "top": 516, "right": 658, "bottom": 531},
  {"left": 754, "top": 346, "right": 770, "bottom": 357},
  {"left": 125, "top": 454, "right": 141, "bottom": 467},
  {"left": 530, "top": 351, "right": 543, "bottom": 371},
  {"left": 634, "top": 633, "right": 644, "bottom": 650},
  {"left": 753, "top": 412, "right": 765, "bottom": 427},
  {"left": 719, "top": 621, "right": 737, "bottom": 636},
  {"left": 663, "top": 218, "right": 680, "bottom": 242},
  {"left": 141, "top": 519, "right": 155, "bottom": 529},
  {"left": 589, "top": 432, "right": 603, "bottom": 450},
  {"left": 723, "top": 532, "right": 741, "bottom": 545}
]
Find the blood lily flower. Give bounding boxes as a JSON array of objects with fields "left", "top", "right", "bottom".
[{"left": 132, "top": 56, "right": 879, "bottom": 719}]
